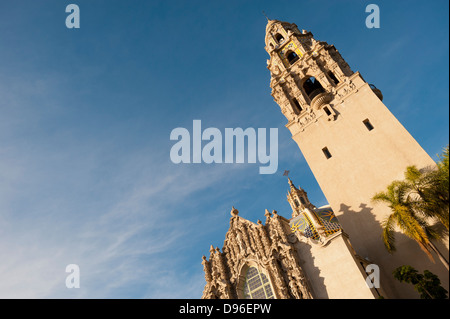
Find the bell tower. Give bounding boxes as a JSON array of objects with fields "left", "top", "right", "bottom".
[
  {"left": 265, "top": 19, "right": 447, "bottom": 298},
  {"left": 265, "top": 19, "right": 357, "bottom": 123}
]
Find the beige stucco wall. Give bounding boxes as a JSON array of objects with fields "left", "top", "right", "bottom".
[
  {"left": 289, "top": 75, "right": 449, "bottom": 298},
  {"left": 292, "top": 232, "right": 378, "bottom": 299}
]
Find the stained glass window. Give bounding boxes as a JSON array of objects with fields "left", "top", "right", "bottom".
[{"left": 243, "top": 267, "right": 275, "bottom": 299}]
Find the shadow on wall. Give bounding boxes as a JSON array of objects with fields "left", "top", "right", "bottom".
[
  {"left": 293, "top": 235, "right": 328, "bottom": 299},
  {"left": 336, "top": 202, "right": 449, "bottom": 298}
]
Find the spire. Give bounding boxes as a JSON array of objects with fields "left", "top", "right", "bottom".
[
  {"left": 285, "top": 177, "right": 316, "bottom": 218},
  {"left": 287, "top": 177, "right": 299, "bottom": 191},
  {"left": 230, "top": 206, "right": 239, "bottom": 217},
  {"left": 288, "top": 177, "right": 294, "bottom": 187},
  {"left": 262, "top": 11, "right": 270, "bottom": 22}
]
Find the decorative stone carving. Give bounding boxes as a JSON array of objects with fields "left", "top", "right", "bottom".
[
  {"left": 201, "top": 206, "right": 313, "bottom": 299},
  {"left": 311, "top": 92, "right": 332, "bottom": 110}
]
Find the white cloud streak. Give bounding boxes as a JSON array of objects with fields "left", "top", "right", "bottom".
[{"left": 0, "top": 74, "right": 246, "bottom": 299}]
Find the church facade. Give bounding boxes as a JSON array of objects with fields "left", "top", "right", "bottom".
[
  {"left": 201, "top": 179, "right": 381, "bottom": 299},
  {"left": 201, "top": 19, "right": 449, "bottom": 299}
]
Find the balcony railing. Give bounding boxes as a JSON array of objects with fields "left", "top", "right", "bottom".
[
  {"left": 308, "top": 88, "right": 325, "bottom": 101},
  {"left": 311, "top": 91, "right": 332, "bottom": 110}
]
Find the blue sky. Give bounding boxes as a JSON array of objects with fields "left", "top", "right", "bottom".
[{"left": 0, "top": 0, "right": 448, "bottom": 298}]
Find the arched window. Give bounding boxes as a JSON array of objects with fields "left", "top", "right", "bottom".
[
  {"left": 287, "top": 51, "right": 299, "bottom": 65},
  {"left": 275, "top": 33, "right": 285, "bottom": 44},
  {"left": 243, "top": 267, "right": 275, "bottom": 299},
  {"left": 302, "top": 77, "right": 325, "bottom": 100}
]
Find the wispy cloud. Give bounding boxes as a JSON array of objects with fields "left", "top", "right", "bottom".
[
  {"left": 0, "top": 73, "right": 252, "bottom": 298},
  {"left": 0, "top": 147, "right": 233, "bottom": 298}
]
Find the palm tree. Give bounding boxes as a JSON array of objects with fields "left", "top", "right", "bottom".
[
  {"left": 404, "top": 164, "right": 449, "bottom": 230},
  {"left": 435, "top": 145, "right": 449, "bottom": 226},
  {"left": 372, "top": 180, "right": 449, "bottom": 270}
]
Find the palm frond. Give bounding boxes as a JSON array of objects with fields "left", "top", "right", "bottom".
[{"left": 381, "top": 214, "right": 397, "bottom": 253}]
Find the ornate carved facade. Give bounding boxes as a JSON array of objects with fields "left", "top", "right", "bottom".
[
  {"left": 201, "top": 204, "right": 313, "bottom": 299},
  {"left": 264, "top": 19, "right": 381, "bottom": 134},
  {"left": 201, "top": 178, "right": 380, "bottom": 299}
]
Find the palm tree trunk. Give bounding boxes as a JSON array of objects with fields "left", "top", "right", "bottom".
[{"left": 428, "top": 241, "right": 449, "bottom": 270}]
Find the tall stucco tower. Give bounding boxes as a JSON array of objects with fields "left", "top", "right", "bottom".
[{"left": 265, "top": 19, "right": 449, "bottom": 298}]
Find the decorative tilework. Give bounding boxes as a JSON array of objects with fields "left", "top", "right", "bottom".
[
  {"left": 290, "top": 213, "right": 320, "bottom": 239},
  {"left": 290, "top": 208, "right": 341, "bottom": 239},
  {"left": 316, "top": 209, "right": 341, "bottom": 236}
]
